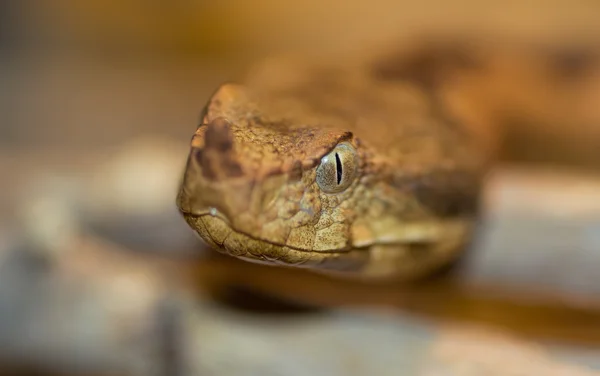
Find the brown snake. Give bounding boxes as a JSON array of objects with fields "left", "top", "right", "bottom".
[{"left": 177, "top": 36, "right": 600, "bottom": 281}]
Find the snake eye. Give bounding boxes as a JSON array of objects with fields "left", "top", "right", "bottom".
[{"left": 316, "top": 142, "right": 358, "bottom": 193}]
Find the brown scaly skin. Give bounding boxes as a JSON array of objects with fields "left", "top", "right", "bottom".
[{"left": 177, "top": 35, "right": 600, "bottom": 282}]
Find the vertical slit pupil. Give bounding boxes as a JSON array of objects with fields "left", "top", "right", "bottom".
[{"left": 335, "top": 153, "right": 343, "bottom": 185}]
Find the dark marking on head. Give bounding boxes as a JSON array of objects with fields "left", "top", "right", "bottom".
[
  {"left": 371, "top": 41, "right": 483, "bottom": 89},
  {"left": 288, "top": 160, "right": 303, "bottom": 182},
  {"left": 394, "top": 169, "right": 482, "bottom": 218},
  {"left": 370, "top": 41, "right": 484, "bottom": 144},
  {"left": 205, "top": 118, "right": 235, "bottom": 152},
  {"left": 546, "top": 47, "right": 597, "bottom": 82},
  {"left": 197, "top": 118, "right": 244, "bottom": 180}
]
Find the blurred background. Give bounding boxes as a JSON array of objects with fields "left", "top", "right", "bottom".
[{"left": 2, "top": 1, "right": 600, "bottom": 375}]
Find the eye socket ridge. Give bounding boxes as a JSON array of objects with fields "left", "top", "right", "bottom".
[{"left": 315, "top": 142, "right": 358, "bottom": 194}]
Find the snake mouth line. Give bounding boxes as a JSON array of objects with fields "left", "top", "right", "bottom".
[
  {"left": 195, "top": 213, "right": 352, "bottom": 254},
  {"left": 183, "top": 213, "right": 370, "bottom": 272}
]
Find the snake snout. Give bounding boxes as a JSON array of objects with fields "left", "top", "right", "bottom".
[{"left": 177, "top": 119, "right": 255, "bottom": 218}]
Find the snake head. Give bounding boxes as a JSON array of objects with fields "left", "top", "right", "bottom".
[
  {"left": 177, "top": 68, "right": 484, "bottom": 280},
  {"left": 177, "top": 84, "right": 370, "bottom": 272}
]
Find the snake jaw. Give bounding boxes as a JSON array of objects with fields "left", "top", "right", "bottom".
[{"left": 182, "top": 212, "right": 369, "bottom": 273}]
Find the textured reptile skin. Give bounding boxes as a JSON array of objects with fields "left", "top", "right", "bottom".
[{"left": 177, "top": 36, "right": 600, "bottom": 281}]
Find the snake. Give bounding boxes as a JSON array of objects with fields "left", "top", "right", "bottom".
[{"left": 176, "top": 35, "right": 600, "bottom": 287}]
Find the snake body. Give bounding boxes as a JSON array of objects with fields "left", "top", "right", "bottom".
[{"left": 177, "top": 36, "right": 599, "bottom": 282}]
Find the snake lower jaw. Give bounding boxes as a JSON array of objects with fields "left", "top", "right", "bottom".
[{"left": 183, "top": 211, "right": 472, "bottom": 281}]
